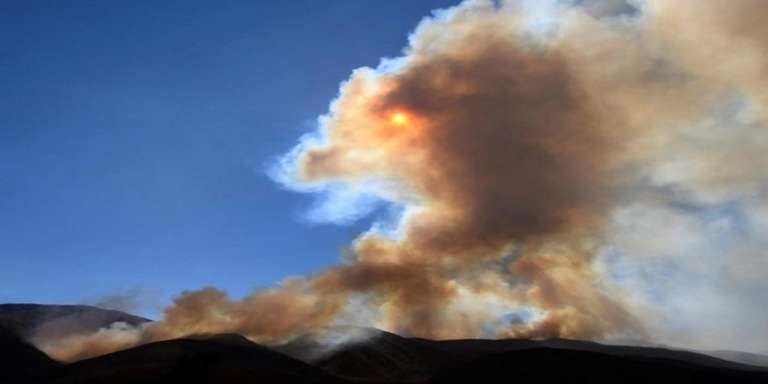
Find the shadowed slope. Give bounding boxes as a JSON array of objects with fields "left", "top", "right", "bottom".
[
  {"left": 278, "top": 327, "right": 768, "bottom": 383},
  {"left": 2, "top": 318, "right": 764, "bottom": 384},
  {"left": 49, "top": 333, "right": 344, "bottom": 384},
  {"left": 0, "top": 325, "right": 60, "bottom": 383},
  {"left": 430, "top": 347, "right": 768, "bottom": 384},
  {"left": 312, "top": 330, "right": 448, "bottom": 382}
]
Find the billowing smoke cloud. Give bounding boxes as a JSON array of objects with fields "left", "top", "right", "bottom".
[
  {"left": 37, "top": 0, "right": 768, "bottom": 361},
  {"left": 38, "top": 322, "right": 144, "bottom": 362}
]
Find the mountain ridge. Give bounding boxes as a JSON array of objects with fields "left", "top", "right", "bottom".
[{"left": 3, "top": 304, "right": 768, "bottom": 383}]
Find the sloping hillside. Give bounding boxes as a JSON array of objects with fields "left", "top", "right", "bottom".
[
  {"left": 0, "top": 325, "right": 60, "bottom": 382},
  {"left": 48, "top": 333, "right": 343, "bottom": 384},
  {"left": 278, "top": 327, "right": 768, "bottom": 383},
  {"left": 430, "top": 347, "right": 768, "bottom": 384}
]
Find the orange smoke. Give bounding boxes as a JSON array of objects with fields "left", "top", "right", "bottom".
[{"left": 36, "top": 0, "right": 768, "bottom": 361}]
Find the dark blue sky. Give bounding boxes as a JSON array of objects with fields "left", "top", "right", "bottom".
[{"left": 0, "top": 0, "right": 459, "bottom": 316}]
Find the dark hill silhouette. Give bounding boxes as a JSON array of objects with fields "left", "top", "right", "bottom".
[
  {"left": 278, "top": 328, "right": 447, "bottom": 382},
  {"left": 0, "top": 325, "right": 60, "bottom": 383},
  {"left": 0, "top": 304, "right": 150, "bottom": 340},
  {"left": 1, "top": 303, "right": 767, "bottom": 384},
  {"left": 0, "top": 326, "right": 764, "bottom": 384},
  {"left": 430, "top": 347, "right": 768, "bottom": 384},
  {"left": 277, "top": 327, "right": 768, "bottom": 383},
  {"left": 47, "top": 333, "right": 344, "bottom": 384}
]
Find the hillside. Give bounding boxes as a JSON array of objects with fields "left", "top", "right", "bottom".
[
  {"left": 277, "top": 328, "right": 768, "bottom": 383},
  {"left": 47, "top": 333, "right": 342, "bottom": 384},
  {"left": 0, "top": 325, "right": 60, "bottom": 383},
  {"left": 2, "top": 305, "right": 767, "bottom": 383}
]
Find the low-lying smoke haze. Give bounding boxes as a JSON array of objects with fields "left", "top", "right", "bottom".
[{"left": 37, "top": 0, "right": 768, "bottom": 361}]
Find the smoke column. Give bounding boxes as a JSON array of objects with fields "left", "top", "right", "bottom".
[{"left": 39, "top": 0, "right": 768, "bottom": 361}]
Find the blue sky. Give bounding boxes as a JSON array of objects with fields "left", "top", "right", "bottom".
[{"left": 0, "top": 0, "right": 459, "bottom": 316}]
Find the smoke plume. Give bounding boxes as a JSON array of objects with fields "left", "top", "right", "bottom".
[{"left": 38, "top": 0, "right": 768, "bottom": 361}]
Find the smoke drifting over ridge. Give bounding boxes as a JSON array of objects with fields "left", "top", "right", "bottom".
[{"left": 39, "top": 0, "right": 768, "bottom": 361}]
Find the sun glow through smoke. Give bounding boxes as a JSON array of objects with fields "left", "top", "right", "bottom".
[{"left": 390, "top": 112, "right": 409, "bottom": 126}]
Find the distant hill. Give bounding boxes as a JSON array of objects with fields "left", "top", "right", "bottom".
[
  {"left": 707, "top": 350, "right": 768, "bottom": 369},
  {"left": 0, "top": 303, "right": 150, "bottom": 340}
]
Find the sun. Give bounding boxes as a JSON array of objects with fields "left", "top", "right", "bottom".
[{"left": 390, "top": 112, "right": 409, "bottom": 126}]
